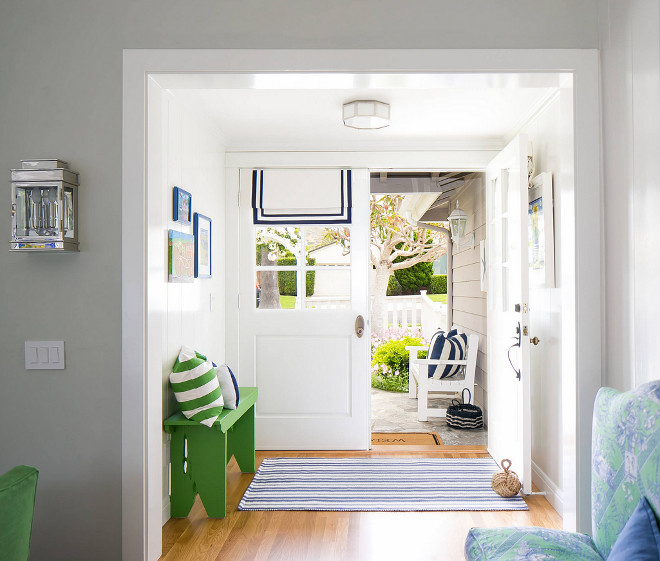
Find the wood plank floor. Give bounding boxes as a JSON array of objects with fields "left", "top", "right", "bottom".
[{"left": 161, "top": 449, "right": 561, "bottom": 561}]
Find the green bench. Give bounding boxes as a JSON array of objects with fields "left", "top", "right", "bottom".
[{"left": 164, "top": 386, "right": 257, "bottom": 518}]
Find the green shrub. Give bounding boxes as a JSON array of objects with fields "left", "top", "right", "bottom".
[
  {"left": 277, "top": 257, "right": 316, "bottom": 297},
  {"left": 386, "top": 275, "right": 403, "bottom": 296},
  {"left": 393, "top": 261, "right": 434, "bottom": 294},
  {"left": 371, "top": 336, "right": 426, "bottom": 392},
  {"left": 428, "top": 274, "right": 447, "bottom": 294}
]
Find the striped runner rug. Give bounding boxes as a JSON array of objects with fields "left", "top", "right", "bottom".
[{"left": 238, "top": 457, "right": 528, "bottom": 511}]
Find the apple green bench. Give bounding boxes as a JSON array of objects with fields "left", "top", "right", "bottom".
[{"left": 164, "top": 386, "right": 257, "bottom": 518}]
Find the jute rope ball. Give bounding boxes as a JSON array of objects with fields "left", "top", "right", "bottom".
[{"left": 491, "top": 459, "right": 522, "bottom": 497}]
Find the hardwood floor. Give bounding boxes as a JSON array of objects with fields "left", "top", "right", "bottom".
[{"left": 160, "top": 449, "right": 561, "bottom": 561}]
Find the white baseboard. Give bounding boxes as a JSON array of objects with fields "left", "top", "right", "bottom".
[
  {"left": 162, "top": 499, "right": 170, "bottom": 526},
  {"left": 531, "top": 460, "right": 563, "bottom": 517}
]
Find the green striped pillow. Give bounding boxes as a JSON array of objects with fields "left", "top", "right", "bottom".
[{"left": 170, "top": 346, "right": 224, "bottom": 427}]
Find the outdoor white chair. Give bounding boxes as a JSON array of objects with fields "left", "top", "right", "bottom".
[{"left": 406, "top": 333, "right": 479, "bottom": 421}]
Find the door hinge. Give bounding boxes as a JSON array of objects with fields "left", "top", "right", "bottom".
[
  {"left": 237, "top": 294, "right": 240, "bottom": 309},
  {"left": 237, "top": 187, "right": 240, "bottom": 208}
]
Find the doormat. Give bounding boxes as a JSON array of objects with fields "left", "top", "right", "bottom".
[
  {"left": 371, "top": 432, "right": 442, "bottom": 446},
  {"left": 238, "top": 457, "right": 528, "bottom": 511}
]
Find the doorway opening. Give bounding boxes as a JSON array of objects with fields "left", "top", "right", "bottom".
[
  {"left": 123, "top": 49, "right": 602, "bottom": 561},
  {"left": 367, "top": 172, "right": 488, "bottom": 448}
]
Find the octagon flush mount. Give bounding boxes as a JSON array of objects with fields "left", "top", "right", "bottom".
[{"left": 342, "top": 100, "right": 390, "bottom": 130}]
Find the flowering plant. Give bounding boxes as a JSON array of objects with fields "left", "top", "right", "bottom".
[{"left": 371, "top": 328, "right": 427, "bottom": 392}]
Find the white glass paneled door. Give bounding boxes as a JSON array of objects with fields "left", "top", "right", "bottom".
[
  {"left": 238, "top": 168, "right": 370, "bottom": 450},
  {"left": 486, "top": 136, "right": 532, "bottom": 493}
]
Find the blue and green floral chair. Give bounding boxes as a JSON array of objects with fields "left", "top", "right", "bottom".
[{"left": 465, "top": 380, "right": 660, "bottom": 560}]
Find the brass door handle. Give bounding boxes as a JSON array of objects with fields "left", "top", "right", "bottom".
[{"left": 530, "top": 336, "right": 540, "bottom": 345}]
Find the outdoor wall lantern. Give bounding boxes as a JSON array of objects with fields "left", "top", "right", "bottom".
[
  {"left": 448, "top": 200, "right": 468, "bottom": 241},
  {"left": 342, "top": 100, "right": 390, "bottom": 129},
  {"left": 9, "top": 159, "right": 79, "bottom": 252},
  {"left": 448, "top": 200, "right": 474, "bottom": 250}
]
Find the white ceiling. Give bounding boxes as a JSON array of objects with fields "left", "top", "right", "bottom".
[{"left": 165, "top": 73, "right": 563, "bottom": 152}]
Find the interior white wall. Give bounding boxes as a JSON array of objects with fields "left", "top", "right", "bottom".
[
  {"left": 599, "top": 0, "right": 660, "bottom": 391},
  {"left": 147, "top": 83, "right": 226, "bottom": 525},
  {"left": 519, "top": 91, "right": 574, "bottom": 516}
]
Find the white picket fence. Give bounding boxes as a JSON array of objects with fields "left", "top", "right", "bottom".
[{"left": 308, "top": 293, "right": 446, "bottom": 338}]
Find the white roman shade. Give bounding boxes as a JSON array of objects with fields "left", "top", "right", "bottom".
[{"left": 252, "top": 169, "right": 352, "bottom": 225}]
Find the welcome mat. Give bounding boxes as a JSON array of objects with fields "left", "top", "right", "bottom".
[
  {"left": 371, "top": 432, "right": 442, "bottom": 446},
  {"left": 238, "top": 457, "right": 529, "bottom": 512}
]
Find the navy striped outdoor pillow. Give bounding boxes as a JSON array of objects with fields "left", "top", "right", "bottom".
[{"left": 427, "top": 331, "right": 468, "bottom": 379}]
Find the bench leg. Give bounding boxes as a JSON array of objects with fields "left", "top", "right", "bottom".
[
  {"left": 409, "top": 369, "right": 417, "bottom": 399},
  {"left": 170, "top": 429, "right": 197, "bottom": 517},
  {"left": 182, "top": 426, "right": 228, "bottom": 518},
  {"left": 228, "top": 404, "right": 256, "bottom": 473},
  {"left": 418, "top": 384, "right": 429, "bottom": 421}
]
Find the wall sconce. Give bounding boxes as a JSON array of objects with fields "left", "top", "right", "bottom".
[
  {"left": 10, "top": 159, "right": 79, "bottom": 251},
  {"left": 447, "top": 200, "right": 474, "bottom": 251}
]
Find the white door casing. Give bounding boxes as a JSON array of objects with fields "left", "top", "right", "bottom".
[
  {"left": 486, "top": 135, "right": 532, "bottom": 494},
  {"left": 238, "top": 168, "right": 371, "bottom": 450}
]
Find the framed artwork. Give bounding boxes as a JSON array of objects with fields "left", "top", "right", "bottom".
[
  {"left": 194, "top": 213, "right": 212, "bottom": 278},
  {"left": 173, "top": 187, "right": 192, "bottom": 224},
  {"left": 168, "top": 230, "right": 194, "bottom": 283},
  {"left": 528, "top": 172, "right": 555, "bottom": 288}
]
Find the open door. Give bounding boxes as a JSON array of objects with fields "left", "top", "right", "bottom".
[
  {"left": 238, "top": 168, "right": 370, "bottom": 450},
  {"left": 485, "top": 135, "right": 532, "bottom": 493}
]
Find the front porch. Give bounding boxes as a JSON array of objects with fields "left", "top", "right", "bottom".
[{"left": 371, "top": 388, "right": 487, "bottom": 446}]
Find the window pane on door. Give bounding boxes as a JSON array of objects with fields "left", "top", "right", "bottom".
[
  {"left": 256, "top": 271, "right": 298, "bottom": 310},
  {"left": 306, "top": 226, "right": 350, "bottom": 266},
  {"left": 255, "top": 226, "right": 301, "bottom": 266},
  {"left": 305, "top": 269, "right": 351, "bottom": 310}
]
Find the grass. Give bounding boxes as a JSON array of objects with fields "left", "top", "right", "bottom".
[
  {"left": 427, "top": 293, "right": 448, "bottom": 304},
  {"left": 280, "top": 295, "right": 296, "bottom": 309}
]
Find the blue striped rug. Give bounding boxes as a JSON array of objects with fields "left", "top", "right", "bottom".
[{"left": 238, "top": 457, "right": 528, "bottom": 511}]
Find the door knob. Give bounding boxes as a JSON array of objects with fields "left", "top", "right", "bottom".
[
  {"left": 355, "top": 315, "right": 365, "bottom": 338},
  {"left": 530, "top": 336, "right": 540, "bottom": 345}
]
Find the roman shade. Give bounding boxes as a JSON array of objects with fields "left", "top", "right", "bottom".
[{"left": 252, "top": 169, "right": 352, "bottom": 225}]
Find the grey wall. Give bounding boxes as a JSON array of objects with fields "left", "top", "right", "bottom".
[{"left": 0, "top": 1, "right": 598, "bottom": 559}]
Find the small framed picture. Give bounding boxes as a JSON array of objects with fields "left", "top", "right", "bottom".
[
  {"left": 173, "top": 187, "right": 192, "bottom": 224},
  {"left": 194, "top": 213, "right": 212, "bottom": 278},
  {"left": 528, "top": 172, "right": 555, "bottom": 288},
  {"left": 168, "top": 230, "right": 194, "bottom": 283}
]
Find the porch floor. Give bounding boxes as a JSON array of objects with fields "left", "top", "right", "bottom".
[{"left": 370, "top": 388, "right": 488, "bottom": 446}]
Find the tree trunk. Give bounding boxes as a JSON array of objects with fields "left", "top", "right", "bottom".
[
  {"left": 371, "top": 263, "right": 392, "bottom": 336},
  {"left": 259, "top": 246, "right": 281, "bottom": 309}
]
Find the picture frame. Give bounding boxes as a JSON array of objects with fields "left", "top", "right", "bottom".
[
  {"left": 528, "top": 172, "right": 555, "bottom": 288},
  {"left": 194, "top": 213, "right": 212, "bottom": 278},
  {"left": 168, "top": 230, "right": 194, "bottom": 283},
  {"left": 173, "top": 187, "right": 192, "bottom": 224}
]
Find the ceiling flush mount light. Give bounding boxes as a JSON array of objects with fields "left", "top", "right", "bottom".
[{"left": 342, "top": 100, "right": 390, "bottom": 129}]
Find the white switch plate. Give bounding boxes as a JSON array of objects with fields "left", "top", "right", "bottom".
[{"left": 25, "top": 341, "right": 65, "bottom": 370}]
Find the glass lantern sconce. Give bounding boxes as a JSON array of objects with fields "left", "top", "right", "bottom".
[
  {"left": 447, "top": 200, "right": 474, "bottom": 250},
  {"left": 9, "top": 160, "right": 79, "bottom": 252}
]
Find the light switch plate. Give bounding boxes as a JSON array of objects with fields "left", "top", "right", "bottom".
[{"left": 25, "top": 341, "right": 65, "bottom": 370}]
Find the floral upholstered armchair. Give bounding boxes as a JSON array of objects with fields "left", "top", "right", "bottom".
[{"left": 464, "top": 381, "right": 660, "bottom": 560}]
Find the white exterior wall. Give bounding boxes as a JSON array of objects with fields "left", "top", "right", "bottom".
[
  {"left": 450, "top": 176, "right": 488, "bottom": 416},
  {"left": 599, "top": 0, "right": 660, "bottom": 391}
]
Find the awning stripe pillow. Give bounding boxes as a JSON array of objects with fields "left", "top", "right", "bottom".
[
  {"left": 252, "top": 168, "right": 352, "bottom": 225},
  {"left": 427, "top": 331, "right": 469, "bottom": 379},
  {"left": 170, "top": 346, "right": 224, "bottom": 427}
]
